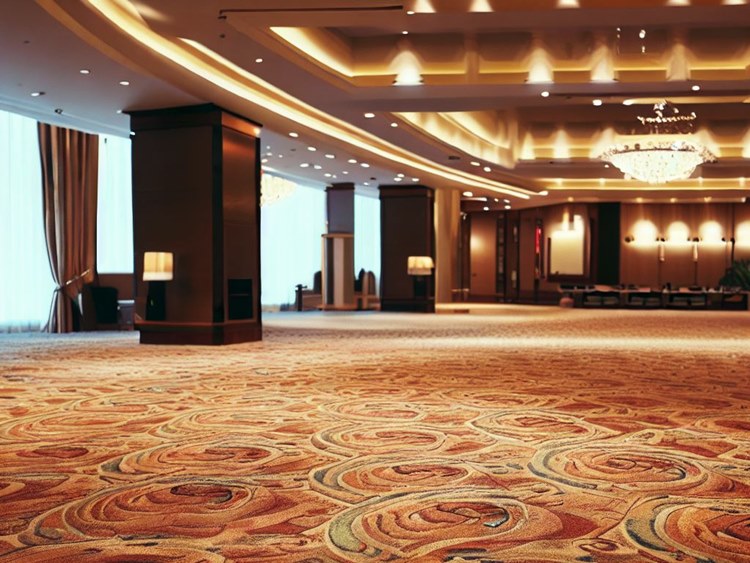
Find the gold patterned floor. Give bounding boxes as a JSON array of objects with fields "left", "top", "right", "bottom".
[{"left": 1, "top": 307, "right": 750, "bottom": 562}]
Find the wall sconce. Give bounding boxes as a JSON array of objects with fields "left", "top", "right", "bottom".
[
  {"left": 657, "top": 237, "right": 666, "bottom": 262},
  {"left": 407, "top": 255, "right": 434, "bottom": 299},
  {"left": 143, "top": 251, "right": 173, "bottom": 321},
  {"left": 691, "top": 237, "right": 700, "bottom": 262}
]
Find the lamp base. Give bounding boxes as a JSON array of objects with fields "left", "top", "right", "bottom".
[{"left": 145, "top": 280, "right": 166, "bottom": 321}]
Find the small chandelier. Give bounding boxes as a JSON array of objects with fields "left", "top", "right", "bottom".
[
  {"left": 599, "top": 101, "right": 716, "bottom": 184},
  {"left": 260, "top": 173, "right": 296, "bottom": 206}
]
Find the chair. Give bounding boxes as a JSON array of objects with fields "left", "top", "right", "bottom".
[{"left": 78, "top": 284, "right": 121, "bottom": 330}]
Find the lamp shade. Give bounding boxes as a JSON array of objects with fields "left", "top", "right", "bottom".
[
  {"left": 407, "top": 255, "right": 434, "bottom": 276},
  {"left": 143, "top": 251, "right": 173, "bottom": 281}
]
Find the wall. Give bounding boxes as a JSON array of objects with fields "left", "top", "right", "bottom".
[
  {"left": 463, "top": 201, "right": 750, "bottom": 303},
  {"left": 620, "top": 203, "right": 739, "bottom": 289},
  {"left": 519, "top": 203, "right": 593, "bottom": 303}
]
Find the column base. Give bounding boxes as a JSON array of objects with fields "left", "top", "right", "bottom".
[
  {"left": 380, "top": 299, "right": 435, "bottom": 313},
  {"left": 137, "top": 321, "right": 262, "bottom": 345}
]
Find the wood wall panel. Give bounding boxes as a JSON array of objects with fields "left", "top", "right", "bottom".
[
  {"left": 132, "top": 126, "right": 215, "bottom": 323},
  {"left": 621, "top": 203, "right": 737, "bottom": 289},
  {"left": 733, "top": 203, "right": 750, "bottom": 261},
  {"left": 469, "top": 212, "right": 497, "bottom": 297}
]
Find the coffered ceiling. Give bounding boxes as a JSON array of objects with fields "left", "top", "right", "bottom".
[{"left": 2, "top": 0, "right": 750, "bottom": 208}]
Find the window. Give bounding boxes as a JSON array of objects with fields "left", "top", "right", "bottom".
[
  {"left": 260, "top": 178, "right": 326, "bottom": 307},
  {"left": 97, "top": 134, "right": 133, "bottom": 273},
  {"left": 0, "top": 110, "right": 55, "bottom": 331},
  {"left": 354, "top": 192, "right": 381, "bottom": 286}
]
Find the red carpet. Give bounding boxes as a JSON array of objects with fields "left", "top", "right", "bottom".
[{"left": 1, "top": 307, "right": 749, "bottom": 562}]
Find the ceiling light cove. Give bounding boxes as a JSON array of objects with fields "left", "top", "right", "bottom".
[{"left": 72, "top": 0, "right": 536, "bottom": 199}]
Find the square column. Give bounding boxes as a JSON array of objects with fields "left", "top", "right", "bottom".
[
  {"left": 379, "top": 185, "right": 435, "bottom": 312},
  {"left": 129, "top": 104, "right": 262, "bottom": 345}
]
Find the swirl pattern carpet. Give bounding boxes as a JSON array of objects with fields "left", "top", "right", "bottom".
[{"left": 1, "top": 306, "right": 750, "bottom": 562}]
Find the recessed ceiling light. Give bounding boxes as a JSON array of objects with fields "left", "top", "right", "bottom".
[
  {"left": 407, "top": 10, "right": 415, "bottom": 15},
  {"left": 324, "top": 173, "right": 332, "bottom": 178},
  {"left": 288, "top": 132, "right": 299, "bottom": 138},
  {"left": 503, "top": 199, "right": 510, "bottom": 203},
  {"left": 300, "top": 163, "right": 310, "bottom": 168},
  {"left": 342, "top": 171, "right": 349, "bottom": 174},
  {"left": 364, "top": 112, "right": 375, "bottom": 119},
  {"left": 266, "top": 152, "right": 273, "bottom": 156},
  {"left": 119, "top": 80, "right": 130, "bottom": 86},
  {"left": 307, "top": 146, "right": 317, "bottom": 151},
  {"left": 567, "top": 197, "right": 574, "bottom": 202},
  {"left": 313, "top": 164, "right": 322, "bottom": 170},
  {"left": 412, "top": 178, "right": 419, "bottom": 182},
  {"left": 390, "top": 122, "right": 398, "bottom": 128},
  {"left": 483, "top": 166, "right": 491, "bottom": 172},
  {"left": 670, "top": 197, "right": 677, "bottom": 203},
  {"left": 539, "top": 190, "right": 549, "bottom": 196},
  {"left": 363, "top": 182, "right": 370, "bottom": 186},
  {"left": 470, "top": 161, "right": 480, "bottom": 166},
  {"left": 116, "top": 109, "right": 123, "bottom": 114},
  {"left": 361, "top": 163, "right": 370, "bottom": 168},
  {"left": 691, "top": 84, "right": 701, "bottom": 92},
  {"left": 483, "top": 206, "right": 490, "bottom": 211},
  {"left": 397, "top": 173, "right": 405, "bottom": 178},
  {"left": 504, "top": 204, "right": 511, "bottom": 210},
  {"left": 261, "top": 158, "right": 268, "bottom": 164},
  {"left": 541, "top": 90, "right": 550, "bottom": 98},
  {"left": 255, "top": 58, "right": 263, "bottom": 63},
  {"left": 494, "top": 198, "right": 499, "bottom": 202},
  {"left": 79, "top": 69, "right": 90, "bottom": 75},
  {"left": 639, "top": 29, "right": 646, "bottom": 39},
  {"left": 592, "top": 98, "right": 603, "bottom": 106},
  {"left": 394, "top": 177, "right": 402, "bottom": 182},
  {"left": 462, "top": 191, "right": 473, "bottom": 197},
  {"left": 402, "top": 31, "right": 409, "bottom": 35},
  {"left": 325, "top": 154, "right": 335, "bottom": 159},
  {"left": 277, "top": 155, "right": 283, "bottom": 158},
  {"left": 348, "top": 158, "right": 357, "bottom": 164},
  {"left": 30, "top": 91, "right": 44, "bottom": 97}
]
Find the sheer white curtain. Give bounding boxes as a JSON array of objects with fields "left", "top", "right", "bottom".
[
  {"left": 354, "top": 192, "right": 381, "bottom": 288},
  {"left": 0, "top": 110, "right": 55, "bottom": 332},
  {"left": 261, "top": 178, "right": 326, "bottom": 307},
  {"left": 97, "top": 134, "right": 133, "bottom": 273}
]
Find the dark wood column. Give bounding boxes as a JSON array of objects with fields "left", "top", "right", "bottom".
[
  {"left": 379, "top": 185, "right": 435, "bottom": 312},
  {"left": 129, "top": 104, "right": 262, "bottom": 345}
]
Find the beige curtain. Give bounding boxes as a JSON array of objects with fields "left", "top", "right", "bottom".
[{"left": 38, "top": 123, "right": 98, "bottom": 333}]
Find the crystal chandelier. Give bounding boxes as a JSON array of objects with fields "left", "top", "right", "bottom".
[
  {"left": 260, "top": 173, "right": 296, "bottom": 206},
  {"left": 599, "top": 101, "right": 716, "bottom": 184}
]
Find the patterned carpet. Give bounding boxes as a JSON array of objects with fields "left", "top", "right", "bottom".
[{"left": 1, "top": 306, "right": 750, "bottom": 562}]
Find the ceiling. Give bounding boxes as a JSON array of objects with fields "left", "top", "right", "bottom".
[{"left": 2, "top": 0, "right": 750, "bottom": 209}]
